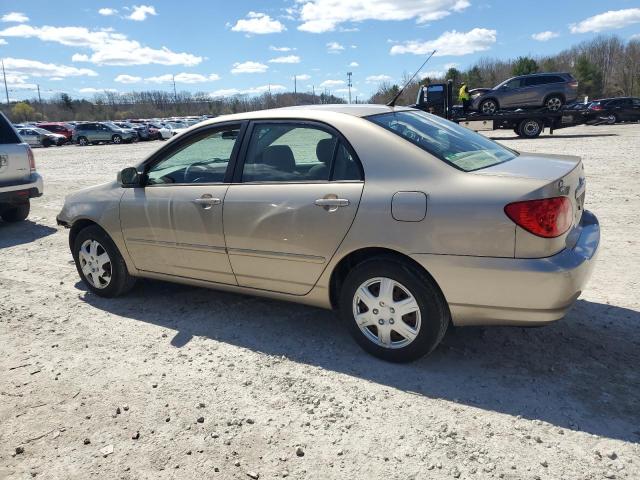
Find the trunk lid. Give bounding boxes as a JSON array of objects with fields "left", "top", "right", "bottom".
[{"left": 473, "top": 153, "right": 586, "bottom": 257}]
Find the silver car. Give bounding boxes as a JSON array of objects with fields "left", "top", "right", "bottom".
[
  {"left": 471, "top": 73, "right": 579, "bottom": 114},
  {"left": 17, "top": 127, "right": 63, "bottom": 147},
  {"left": 57, "top": 105, "right": 599, "bottom": 362}
]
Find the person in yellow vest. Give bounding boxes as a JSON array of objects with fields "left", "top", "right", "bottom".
[{"left": 459, "top": 82, "right": 470, "bottom": 114}]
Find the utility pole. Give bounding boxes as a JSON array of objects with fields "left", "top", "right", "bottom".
[
  {"left": 312, "top": 85, "right": 315, "bottom": 104},
  {"left": 37, "top": 84, "right": 43, "bottom": 119},
  {"left": 347, "top": 71, "right": 352, "bottom": 104},
  {"left": 2, "top": 59, "right": 9, "bottom": 104},
  {"left": 172, "top": 74, "right": 177, "bottom": 102},
  {"left": 294, "top": 75, "right": 297, "bottom": 105}
]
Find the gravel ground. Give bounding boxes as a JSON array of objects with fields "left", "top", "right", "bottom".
[{"left": 1, "top": 123, "right": 639, "bottom": 480}]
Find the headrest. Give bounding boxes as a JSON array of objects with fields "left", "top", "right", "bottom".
[
  {"left": 316, "top": 138, "right": 336, "bottom": 165},
  {"left": 262, "top": 145, "right": 295, "bottom": 172}
]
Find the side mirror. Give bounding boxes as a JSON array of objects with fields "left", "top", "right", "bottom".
[{"left": 117, "top": 167, "right": 141, "bottom": 187}]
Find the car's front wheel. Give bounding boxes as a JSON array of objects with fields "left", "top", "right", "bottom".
[
  {"left": 77, "top": 136, "right": 89, "bottom": 146},
  {"left": 112, "top": 134, "right": 122, "bottom": 144},
  {"left": 479, "top": 98, "right": 498, "bottom": 115},
  {"left": 73, "top": 225, "right": 136, "bottom": 297},
  {"left": 339, "top": 257, "right": 449, "bottom": 362},
  {"left": 1, "top": 201, "right": 30, "bottom": 222},
  {"left": 606, "top": 114, "right": 617, "bottom": 125}
]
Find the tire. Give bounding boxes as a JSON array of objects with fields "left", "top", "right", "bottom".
[
  {"left": 78, "top": 136, "right": 89, "bottom": 146},
  {"left": 518, "top": 119, "right": 542, "bottom": 138},
  {"left": 1, "top": 201, "right": 30, "bottom": 222},
  {"left": 72, "top": 225, "right": 136, "bottom": 298},
  {"left": 606, "top": 114, "right": 617, "bottom": 125},
  {"left": 112, "top": 134, "right": 122, "bottom": 144},
  {"left": 545, "top": 95, "right": 564, "bottom": 111},
  {"left": 42, "top": 139, "right": 51, "bottom": 148},
  {"left": 479, "top": 98, "right": 498, "bottom": 114},
  {"left": 338, "top": 257, "right": 449, "bottom": 362}
]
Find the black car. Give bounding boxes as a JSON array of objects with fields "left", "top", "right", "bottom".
[{"left": 587, "top": 97, "right": 640, "bottom": 124}]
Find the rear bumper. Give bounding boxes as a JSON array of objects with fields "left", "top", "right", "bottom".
[
  {"left": 0, "top": 173, "right": 43, "bottom": 203},
  {"left": 411, "top": 210, "right": 600, "bottom": 326}
]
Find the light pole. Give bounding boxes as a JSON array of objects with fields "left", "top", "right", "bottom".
[{"left": 347, "top": 71, "right": 352, "bottom": 104}]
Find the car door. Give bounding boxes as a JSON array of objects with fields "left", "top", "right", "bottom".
[
  {"left": 498, "top": 78, "right": 524, "bottom": 107},
  {"left": 119, "top": 123, "right": 244, "bottom": 284},
  {"left": 619, "top": 98, "right": 633, "bottom": 120},
  {"left": 19, "top": 129, "right": 37, "bottom": 146},
  {"left": 632, "top": 98, "right": 640, "bottom": 120},
  {"left": 223, "top": 121, "right": 364, "bottom": 295}
]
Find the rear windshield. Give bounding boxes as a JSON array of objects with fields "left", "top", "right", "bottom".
[{"left": 367, "top": 110, "right": 517, "bottom": 172}]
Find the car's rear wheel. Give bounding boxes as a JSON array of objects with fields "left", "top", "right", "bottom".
[
  {"left": 518, "top": 119, "right": 543, "bottom": 138},
  {"left": 479, "top": 98, "right": 498, "bottom": 114},
  {"left": 112, "top": 134, "right": 122, "bottom": 144},
  {"left": 42, "top": 138, "right": 51, "bottom": 148},
  {"left": 78, "top": 136, "right": 88, "bottom": 146},
  {"left": 545, "top": 95, "right": 564, "bottom": 111},
  {"left": 72, "top": 225, "right": 136, "bottom": 297},
  {"left": 339, "top": 257, "right": 449, "bottom": 362},
  {"left": 1, "top": 201, "right": 30, "bottom": 222},
  {"left": 606, "top": 114, "right": 617, "bottom": 125}
]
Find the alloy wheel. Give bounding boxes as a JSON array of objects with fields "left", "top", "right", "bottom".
[
  {"left": 522, "top": 120, "right": 541, "bottom": 137},
  {"left": 78, "top": 239, "right": 112, "bottom": 289},
  {"left": 481, "top": 100, "right": 497, "bottom": 114},
  {"left": 352, "top": 277, "right": 422, "bottom": 349},
  {"left": 546, "top": 97, "right": 562, "bottom": 111}
]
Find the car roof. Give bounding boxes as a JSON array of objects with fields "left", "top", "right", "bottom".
[{"left": 199, "top": 104, "right": 414, "bottom": 125}]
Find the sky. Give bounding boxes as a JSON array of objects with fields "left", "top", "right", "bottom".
[{"left": 1, "top": 1, "right": 639, "bottom": 102}]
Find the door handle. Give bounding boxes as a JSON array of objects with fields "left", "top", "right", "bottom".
[
  {"left": 193, "top": 196, "right": 221, "bottom": 209},
  {"left": 315, "top": 198, "right": 349, "bottom": 211}
]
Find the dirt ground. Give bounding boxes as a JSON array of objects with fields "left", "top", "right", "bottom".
[{"left": 1, "top": 123, "right": 639, "bottom": 480}]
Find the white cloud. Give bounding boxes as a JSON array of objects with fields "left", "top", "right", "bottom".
[
  {"left": 114, "top": 74, "right": 142, "bottom": 83},
  {"left": 3, "top": 57, "right": 97, "bottom": 78},
  {"left": 366, "top": 74, "right": 392, "bottom": 83},
  {"left": 79, "top": 87, "right": 118, "bottom": 94},
  {"left": 4, "top": 73, "right": 37, "bottom": 90},
  {"left": 326, "top": 41, "right": 344, "bottom": 53},
  {"left": 127, "top": 5, "right": 157, "bottom": 21},
  {"left": 390, "top": 28, "right": 497, "bottom": 56},
  {"left": 145, "top": 72, "right": 220, "bottom": 83},
  {"left": 231, "top": 12, "right": 285, "bottom": 34},
  {"left": 98, "top": 8, "right": 118, "bottom": 16},
  {"left": 570, "top": 8, "right": 640, "bottom": 34},
  {"left": 348, "top": 61, "right": 359, "bottom": 67},
  {"left": 49, "top": 77, "right": 63, "bottom": 81},
  {"left": 334, "top": 87, "right": 357, "bottom": 94},
  {"left": 420, "top": 70, "right": 444, "bottom": 79},
  {"left": 71, "top": 53, "right": 89, "bottom": 62},
  {"left": 631, "top": 33, "right": 640, "bottom": 40},
  {"left": 319, "top": 79, "right": 345, "bottom": 88},
  {"left": 269, "top": 45, "right": 295, "bottom": 51},
  {"left": 444, "top": 62, "right": 458, "bottom": 69},
  {"left": 231, "top": 61, "right": 268, "bottom": 74},
  {"left": 0, "top": 24, "right": 202, "bottom": 66},
  {"left": 0, "top": 38, "right": 6, "bottom": 45},
  {"left": 531, "top": 31, "right": 559, "bottom": 41},
  {"left": 295, "top": 74, "right": 311, "bottom": 80},
  {"left": 1, "top": 12, "right": 29, "bottom": 23},
  {"left": 296, "top": 0, "right": 469, "bottom": 33},
  {"left": 269, "top": 55, "right": 301, "bottom": 64},
  {"left": 211, "top": 84, "right": 286, "bottom": 97}
]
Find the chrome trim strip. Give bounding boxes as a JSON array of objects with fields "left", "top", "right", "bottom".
[
  {"left": 227, "top": 247, "right": 326, "bottom": 264},
  {"left": 126, "top": 238, "right": 227, "bottom": 253}
]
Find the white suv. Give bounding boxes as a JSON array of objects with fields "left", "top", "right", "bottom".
[{"left": 0, "top": 113, "right": 43, "bottom": 222}]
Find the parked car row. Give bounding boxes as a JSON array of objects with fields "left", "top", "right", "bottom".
[{"left": 12, "top": 116, "right": 210, "bottom": 147}]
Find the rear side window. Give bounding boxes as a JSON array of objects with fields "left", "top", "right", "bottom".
[
  {"left": 367, "top": 110, "right": 517, "bottom": 172},
  {"left": 0, "top": 113, "right": 21, "bottom": 144},
  {"left": 241, "top": 123, "right": 362, "bottom": 182}
]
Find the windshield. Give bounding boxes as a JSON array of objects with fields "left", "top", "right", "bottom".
[{"left": 367, "top": 110, "right": 517, "bottom": 172}]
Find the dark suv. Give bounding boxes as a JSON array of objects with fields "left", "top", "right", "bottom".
[
  {"left": 587, "top": 97, "right": 640, "bottom": 124},
  {"left": 470, "top": 73, "right": 579, "bottom": 114}
]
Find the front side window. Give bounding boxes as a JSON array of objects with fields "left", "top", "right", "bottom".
[
  {"left": 146, "top": 126, "right": 240, "bottom": 185},
  {"left": 241, "top": 123, "right": 361, "bottom": 182},
  {"left": 367, "top": 110, "right": 517, "bottom": 172},
  {"left": 502, "top": 78, "right": 522, "bottom": 89}
]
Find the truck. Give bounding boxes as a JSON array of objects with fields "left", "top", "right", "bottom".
[
  {"left": 0, "top": 112, "right": 43, "bottom": 222},
  {"left": 413, "top": 81, "right": 595, "bottom": 138}
]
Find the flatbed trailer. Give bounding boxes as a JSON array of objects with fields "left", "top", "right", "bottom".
[{"left": 413, "top": 81, "right": 596, "bottom": 138}]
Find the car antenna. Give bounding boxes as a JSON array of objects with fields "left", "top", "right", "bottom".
[{"left": 386, "top": 49, "right": 436, "bottom": 107}]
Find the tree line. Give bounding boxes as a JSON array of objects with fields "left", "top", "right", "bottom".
[
  {"left": 369, "top": 34, "right": 640, "bottom": 105},
  {"left": 2, "top": 90, "right": 346, "bottom": 123}
]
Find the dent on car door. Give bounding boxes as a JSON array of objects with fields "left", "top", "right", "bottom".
[
  {"left": 119, "top": 124, "right": 243, "bottom": 284},
  {"left": 223, "top": 122, "right": 364, "bottom": 295}
]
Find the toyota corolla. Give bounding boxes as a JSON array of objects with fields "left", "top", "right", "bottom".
[{"left": 57, "top": 105, "right": 599, "bottom": 362}]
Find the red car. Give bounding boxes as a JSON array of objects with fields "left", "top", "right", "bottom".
[{"left": 37, "top": 122, "right": 74, "bottom": 141}]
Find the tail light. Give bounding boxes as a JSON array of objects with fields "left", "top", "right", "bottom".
[
  {"left": 505, "top": 197, "right": 573, "bottom": 238},
  {"left": 27, "top": 146, "right": 36, "bottom": 172},
  {"left": 590, "top": 104, "right": 603, "bottom": 111},
  {"left": 568, "top": 81, "right": 578, "bottom": 88}
]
